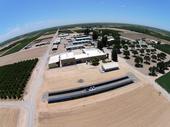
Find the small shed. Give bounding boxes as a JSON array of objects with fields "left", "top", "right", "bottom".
[{"left": 102, "top": 62, "right": 119, "bottom": 72}]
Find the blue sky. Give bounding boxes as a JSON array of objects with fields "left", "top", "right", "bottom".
[{"left": 0, "top": 0, "right": 170, "bottom": 42}]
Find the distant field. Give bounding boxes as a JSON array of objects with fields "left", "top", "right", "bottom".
[
  {"left": 0, "top": 42, "right": 20, "bottom": 56},
  {"left": 2, "top": 33, "right": 43, "bottom": 56},
  {"left": 0, "top": 59, "right": 38, "bottom": 99},
  {"left": 154, "top": 44, "right": 170, "bottom": 54},
  {"left": 156, "top": 71, "right": 170, "bottom": 93},
  {"left": 114, "top": 25, "right": 170, "bottom": 41},
  {"left": 43, "top": 31, "right": 56, "bottom": 35},
  {"left": 59, "top": 29, "right": 73, "bottom": 34}
]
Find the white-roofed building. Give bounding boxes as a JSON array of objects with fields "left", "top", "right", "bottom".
[
  {"left": 107, "top": 36, "right": 115, "bottom": 42},
  {"left": 66, "top": 44, "right": 85, "bottom": 51},
  {"left": 53, "top": 37, "right": 61, "bottom": 45},
  {"left": 48, "top": 55, "right": 60, "bottom": 68},
  {"left": 102, "top": 62, "right": 119, "bottom": 72},
  {"left": 76, "top": 48, "right": 107, "bottom": 63},
  {"left": 72, "top": 40, "right": 92, "bottom": 45},
  {"left": 60, "top": 52, "right": 76, "bottom": 66},
  {"left": 75, "top": 36, "right": 92, "bottom": 41},
  {"left": 82, "top": 48, "right": 106, "bottom": 58},
  {"left": 48, "top": 48, "right": 107, "bottom": 68}
]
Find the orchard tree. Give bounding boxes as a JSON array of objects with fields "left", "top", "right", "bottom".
[
  {"left": 132, "top": 50, "right": 138, "bottom": 57},
  {"left": 157, "top": 61, "right": 166, "bottom": 74},
  {"left": 144, "top": 55, "right": 151, "bottom": 64},
  {"left": 123, "top": 50, "right": 130, "bottom": 59},
  {"left": 149, "top": 66, "right": 157, "bottom": 76},
  {"left": 134, "top": 56, "right": 143, "bottom": 67},
  {"left": 123, "top": 45, "right": 128, "bottom": 50}
]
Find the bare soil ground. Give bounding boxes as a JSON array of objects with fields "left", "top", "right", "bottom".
[
  {"left": 38, "top": 84, "right": 170, "bottom": 127},
  {"left": 36, "top": 34, "right": 54, "bottom": 41},
  {"left": 41, "top": 63, "right": 127, "bottom": 92},
  {"left": 0, "top": 46, "right": 48, "bottom": 66},
  {"left": 37, "top": 55, "right": 170, "bottom": 127},
  {"left": 0, "top": 108, "right": 20, "bottom": 127},
  {"left": 121, "top": 32, "right": 170, "bottom": 44}
]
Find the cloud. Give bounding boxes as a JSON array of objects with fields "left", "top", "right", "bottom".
[{"left": 0, "top": 19, "right": 70, "bottom": 43}]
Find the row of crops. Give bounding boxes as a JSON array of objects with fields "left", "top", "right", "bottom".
[{"left": 0, "top": 58, "right": 38, "bottom": 100}]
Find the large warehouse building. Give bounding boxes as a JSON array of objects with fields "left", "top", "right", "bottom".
[{"left": 48, "top": 48, "right": 107, "bottom": 68}]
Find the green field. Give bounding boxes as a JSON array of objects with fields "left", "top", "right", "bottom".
[
  {"left": 0, "top": 42, "right": 19, "bottom": 56},
  {"left": 2, "top": 33, "right": 43, "bottom": 56},
  {"left": 0, "top": 59, "right": 38, "bottom": 99},
  {"left": 156, "top": 71, "right": 170, "bottom": 93},
  {"left": 154, "top": 44, "right": 170, "bottom": 54}
]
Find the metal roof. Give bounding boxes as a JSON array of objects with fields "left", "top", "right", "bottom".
[
  {"left": 102, "top": 62, "right": 119, "bottom": 71},
  {"left": 49, "top": 55, "right": 60, "bottom": 64}
]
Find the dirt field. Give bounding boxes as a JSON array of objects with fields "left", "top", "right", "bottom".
[
  {"left": 0, "top": 108, "right": 20, "bottom": 127},
  {"left": 41, "top": 63, "right": 128, "bottom": 92},
  {"left": 0, "top": 46, "right": 48, "bottom": 66},
  {"left": 120, "top": 32, "right": 170, "bottom": 44},
  {"left": 36, "top": 34, "right": 54, "bottom": 41},
  {"left": 37, "top": 55, "right": 170, "bottom": 127},
  {"left": 38, "top": 84, "right": 170, "bottom": 127}
]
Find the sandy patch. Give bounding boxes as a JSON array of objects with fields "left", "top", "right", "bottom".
[
  {"left": 0, "top": 46, "right": 48, "bottom": 66},
  {"left": 0, "top": 108, "right": 20, "bottom": 127}
]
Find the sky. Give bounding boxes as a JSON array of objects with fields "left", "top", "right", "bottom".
[{"left": 0, "top": 0, "right": 170, "bottom": 42}]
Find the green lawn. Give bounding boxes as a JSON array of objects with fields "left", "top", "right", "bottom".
[
  {"left": 156, "top": 71, "right": 170, "bottom": 93},
  {"left": 154, "top": 44, "right": 170, "bottom": 54}
]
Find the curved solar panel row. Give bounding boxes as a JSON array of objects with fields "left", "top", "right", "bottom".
[{"left": 48, "top": 76, "right": 134, "bottom": 103}]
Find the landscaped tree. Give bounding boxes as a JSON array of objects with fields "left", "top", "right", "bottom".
[
  {"left": 144, "top": 55, "right": 151, "bottom": 64},
  {"left": 151, "top": 54, "right": 157, "bottom": 60},
  {"left": 92, "top": 31, "right": 99, "bottom": 40},
  {"left": 97, "top": 41, "right": 104, "bottom": 50},
  {"left": 151, "top": 54, "right": 157, "bottom": 62},
  {"left": 139, "top": 48, "right": 145, "bottom": 54},
  {"left": 112, "top": 47, "right": 118, "bottom": 62},
  {"left": 151, "top": 49, "right": 157, "bottom": 53},
  {"left": 136, "top": 44, "right": 141, "bottom": 48},
  {"left": 157, "top": 40, "right": 161, "bottom": 45},
  {"left": 166, "top": 60, "right": 170, "bottom": 67},
  {"left": 123, "top": 50, "right": 130, "bottom": 59},
  {"left": 102, "top": 35, "right": 108, "bottom": 47},
  {"left": 146, "top": 49, "right": 151, "bottom": 53},
  {"left": 149, "top": 66, "right": 157, "bottom": 76},
  {"left": 131, "top": 50, "right": 138, "bottom": 57},
  {"left": 114, "top": 43, "right": 121, "bottom": 54},
  {"left": 141, "top": 45, "right": 148, "bottom": 48},
  {"left": 129, "top": 44, "right": 135, "bottom": 49},
  {"left": 91, "top": 58, "right": 100, "bottom": 66},
  {"left": 123, "top": 45, "right": 128, "bottom": 50},
  {"left": 158, "top": 52, "right": 167, "bottom": 60},
  {"left": 84, "top": 28, "right": 90, "bottom": 35},
  {"left": 134, "top": 56, "right": 143, "bottom": 67}
]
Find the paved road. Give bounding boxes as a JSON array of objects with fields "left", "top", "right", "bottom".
[{"left": 0, "top": 30, "right": 59, "bottom": 127}]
